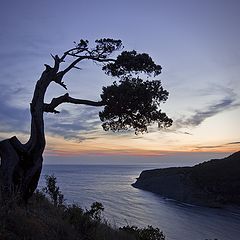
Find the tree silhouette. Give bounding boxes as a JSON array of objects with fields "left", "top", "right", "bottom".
[{"left": 0, "top": 39, "right": 172, "bottom": 202}]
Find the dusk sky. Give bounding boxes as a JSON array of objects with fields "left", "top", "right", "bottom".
[{"left": 0, "top": 0, "right": 239, "bottom": 164}]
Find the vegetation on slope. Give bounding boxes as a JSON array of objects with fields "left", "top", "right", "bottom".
[{"left": 0, "top": 174, "right": 165, "bottom": 240}]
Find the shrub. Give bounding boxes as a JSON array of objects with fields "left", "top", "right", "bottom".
[
  {"left": 120, "top": 225, "right": 165, "bottom": 240},
  {"left": 86, "top": 201, "right": 104, "bottom": 221},
  {"left": 63, "top": 204, "right": 84, "bottom": 230},
  {"left": 42, "top": 174, "right": 64, "bottom": 207}
]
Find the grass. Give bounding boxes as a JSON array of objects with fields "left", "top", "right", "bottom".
[{"left": 0, "top": 175, "right": 165, "bottom": 240}]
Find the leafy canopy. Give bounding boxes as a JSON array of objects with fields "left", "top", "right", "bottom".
[
  {"left": 62, "top": 38, "right": 172, "bottom": 133},
  {"left": 103, "top": 50, "right": 162, "bottom": 77},
  {"left": 97, "top": 39, "right": 172, "bottom": 133},
  {"left": 100, "top": 78, "right": 172, "bottom": 133}
]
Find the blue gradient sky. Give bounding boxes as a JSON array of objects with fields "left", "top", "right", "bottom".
[{"left": 0, "top": 0, "right": 239, "bottom": 164}]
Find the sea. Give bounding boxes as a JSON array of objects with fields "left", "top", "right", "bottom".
[{"left": 38, "top": 164, "right": 240, "bottom": 240}]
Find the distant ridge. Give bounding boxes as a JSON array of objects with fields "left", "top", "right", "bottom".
[{"left": 132, "top": 151, "right": 240, "bottom": 207}]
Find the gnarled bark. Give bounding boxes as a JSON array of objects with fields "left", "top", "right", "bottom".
[{"left": 0, "top": 41, "right": 115, "bottom": 202}]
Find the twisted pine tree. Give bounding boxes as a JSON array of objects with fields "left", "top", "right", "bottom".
[{"left": 0, "top": 39, "right": 172, "bottom": 202}]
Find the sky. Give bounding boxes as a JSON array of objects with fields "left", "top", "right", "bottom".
[{"left": 0, "top": 0, "right": 239, "bottom": 164}]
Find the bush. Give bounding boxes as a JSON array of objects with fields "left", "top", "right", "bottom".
[
  {"left": 42, "top": 174, "right": 64, "bottom": 207},
  {"left": 86, "top": 201, "right": 104, "bottom": 221},
  {"left": 120, "top": 225, "right": 165, "bottom": 240}
]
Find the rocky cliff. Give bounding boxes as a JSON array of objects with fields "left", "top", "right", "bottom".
[{"left": 132, "top": 151, "right": 240, "bottom": 207}]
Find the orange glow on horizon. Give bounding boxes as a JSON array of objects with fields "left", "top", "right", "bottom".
[
  {"left": 44, "top": 134, "right": 239, "bottom": 158},
  {"left": 44, "top": 114, "right": 240, "bottom": 159}
]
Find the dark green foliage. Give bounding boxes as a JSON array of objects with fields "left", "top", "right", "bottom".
[
  {"left": 138, "top": 225, "right": 165, "bottom": 240},
  {"left": 0, "top": 189, "right": 76, "bottom": 240},
  {"left": 63, "top": 202, "right": 106, "bottom": 239},
  {"left": 64, "top": 204, "right": 83, "bottom": 224},
  {"left": 34, "top": 189, "right": 46, "bottom": 202},
  {"left": 99, "top": 43, "right": 172, "bottom": 133},
  {"left": 74, "top": 39, "right": 89, "bottom": 48},
  {"left": 103, "top": 50, "right": 162, "bottom": 77},
  {"left": 64, "top": 203, "right": 95, "bottom": 237},
  {"left": 72, "top": 38, "right": 122, "bottom": 58},
  {"left": 120, "top": 225, "right": 165, "bottom": 240},
  {"left": 86, "top": 201, "right": 104, "bottom": 221},
  {"left": 67, "top": 38, "right": 172, "bottom": 134},
  {"left": 95, "top": 38, "right": 122, "bottom": 57},
  {"left": 99, "top": 78, "right": 172, "bottom": 133},
  {"left": 43, "top": 174, "right": 64, "bottom": 207}
]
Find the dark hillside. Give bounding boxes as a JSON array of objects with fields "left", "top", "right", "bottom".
[{"left": 133, "top": 151, "right": 240, "bottom": 207}]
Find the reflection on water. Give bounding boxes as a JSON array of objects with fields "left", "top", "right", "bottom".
[{"left": 39, "top": 165, "right": 240, "bottom": 240}]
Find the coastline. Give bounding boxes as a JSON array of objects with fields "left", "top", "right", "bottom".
[{"left": 132, "top": 151, "right": 240, "bottom": 208}]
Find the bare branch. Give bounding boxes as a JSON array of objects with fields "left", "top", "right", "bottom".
[
  {"left": 91, "top": 57, "right": 116, "bottom": 63},
  {"left": 73, "top": 66, "right": 82, "bottom": 70},
  {"left": 61, "top": 55, "right": 115, "bottom": 76},
  {"left": 53, "top": 72, "right": 67, "bottom": 90},
  {"left": 59, "top": 46, "right": 89, "bottom": 62},
  {"left": 61, "top": 56, "right": 85, "bottom": 75},
  {"left": 50, "top": 54, "right": 63, "bottom": 72},
  {"left": 51, "top": 55, "right": 115, "bottom": 90},
  {"left": 44, "top": 93, "right": 104, "bottom": 113}
]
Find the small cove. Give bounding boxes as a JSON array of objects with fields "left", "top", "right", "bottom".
[{"left": 39, "top": 164, "right": 240, "bottom": 240}]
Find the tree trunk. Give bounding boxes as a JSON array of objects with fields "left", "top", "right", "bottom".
[
  {"left": 0, "top": 66, "right": 53, "bottom": 202},
  {"left": 0, "top": 59, "right": 103, "bottom": 202},
  {"left": 0, "top": 138, "right": 43, "bottom": 201},
  {"left": 0, "top": 40, "right": 131, "bottom": 202}
]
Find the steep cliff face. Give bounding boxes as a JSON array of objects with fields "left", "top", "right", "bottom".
[{"left": 132, "top": 151, "right": 240, "bottom": 207}]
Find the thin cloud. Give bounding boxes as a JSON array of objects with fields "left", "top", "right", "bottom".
[
  {"left": 176, "top": 97, "right": 240, "bottom": 128},
  {"left": 182, "top": 131, "right": 192, "bottom": 135},
  {"left": 227, "top": 142, "right": 240, "bottom": 145},
  {"left": 45, "top": 106, "right": 102, "bottom": 142},
  {"left": 195, "top": 141, "right": 240, "bottom": 150},
  {"left": 0, "top": 83, "right": 30, "bottom": 135},
  {"left": 195, "top": 145, "right": 223, "bottom": 149},
  {"left": 197, "top": 84, "right": 236, "bottom": 98},
  {"left": 64, "top": 135, "right": 86, "bottom": 143}
]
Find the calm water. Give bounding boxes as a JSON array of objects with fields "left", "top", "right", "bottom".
[{"left": 39, "top": 164, "right": 240, "bottom": 240}]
